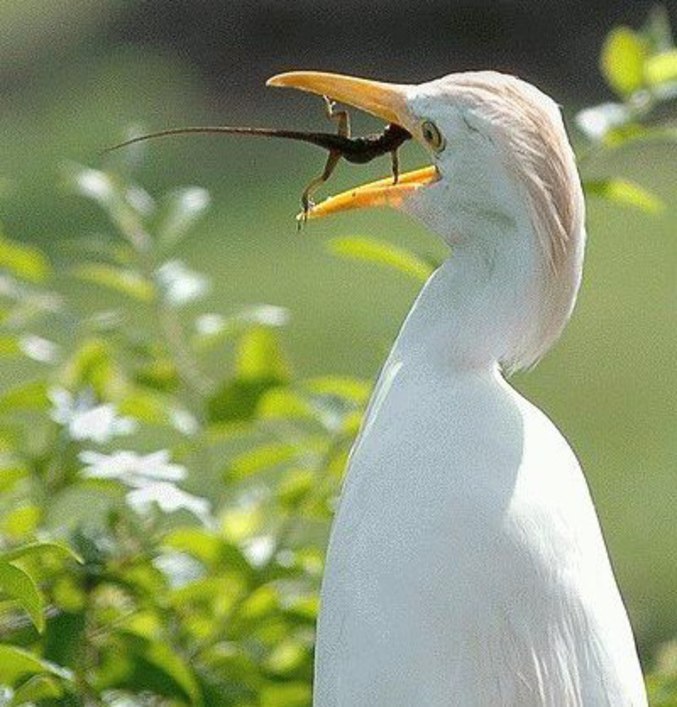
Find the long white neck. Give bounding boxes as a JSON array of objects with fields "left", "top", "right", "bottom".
[{"left": 396, "top": 221, "right": 552, "bottom": 374}]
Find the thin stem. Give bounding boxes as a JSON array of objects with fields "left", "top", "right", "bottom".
[{"left": 111, "top": 188, "right": 213, "bottom": 472}]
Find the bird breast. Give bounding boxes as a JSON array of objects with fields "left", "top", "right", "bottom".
[{"left": 314, "top": 359, "right": 645, "bottom": 706}]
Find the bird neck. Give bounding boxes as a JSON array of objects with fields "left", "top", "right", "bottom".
[{"left": 397, "top": 222, "right": 561, "bottom": 374}]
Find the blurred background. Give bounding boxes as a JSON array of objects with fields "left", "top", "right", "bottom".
[{"left": 0, "top": 0, "right": 675, "bottom": 666}]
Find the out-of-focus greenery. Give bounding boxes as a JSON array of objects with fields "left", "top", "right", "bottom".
[{"left": 0, "top": 8, "right": 675, "bottom": 706}]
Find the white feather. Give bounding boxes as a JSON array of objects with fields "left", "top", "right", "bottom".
[{"left": 313, "top": 72, "right": 646, "bottom": 706}]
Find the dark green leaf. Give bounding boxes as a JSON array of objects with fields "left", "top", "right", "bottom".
[
  {"left": 111, "top": 632, "right": 203, "bottom": 704},
  {"left": 208, "top": 377, "right": 280, "bottom": 424},
  {"left": 43, "top": 611, "right": 87, "bottom": 669}
]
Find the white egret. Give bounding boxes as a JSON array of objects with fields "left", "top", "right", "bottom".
[{"left": 268, "top": 71, "right": 647, "bottom": 706}]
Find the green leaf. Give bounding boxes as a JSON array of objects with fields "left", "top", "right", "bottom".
[
  {"left": 258, "top": 387, "right": 314, "bottom": 421},
  {"left": 0, "top": 459, "right": 27, "bottom": 493},
  {"left": 61, "top": 337, "right": 121, "bottom": 394},
  {"left": 0, "top": 335, "right": 21, "bottom": 356},
  {"left": 0, "top": 379, "right": 49, "bottom": 412},
  {"left": 304, "top": 376, "right": 371, "bottom": 405},
  {"left": 0, "top": 644, "right": 72, "bottom": 685},
  {"left": 585, "top": 178, "right": 664, "bottom": 213},
  {"left": 0, "top": 233, "right": 50, "bottom": 283},
  {"left": 10, "top": 674, "right": 65, "bottom": 704},
  {"left": 114, "top": 632, "right": 203, "bottom": 704},
  {"left": 73, "top": 263, "right": 154, "bottom": 301},
  {"left": 119, "top": 389, "right": 172, "bottom": 426},
  {"left": 236, "top": 327, "right": 290, "bottom": 381},
  {"left": 133, "top": 358, "right": 179, "bottom": 392},
  {"left": 601, "top": 125, "right": 677, "bottom": 151},
  {"left": 328, "top": 236, "right": 433, "bottom": 282},
  {"left": 264, "top": 639, "right": 306, "bottom": 675},
  {"left": 155, "top": 186, "right": 211, "bottom": 250},
  {"left": 277, "top": 468, "right": 315, "bottom": 507},
  {"left": 601, "top": 27, "right": 647, "bottom": 96},
  {"left": 260, "top": 681, "right": 311, "bottom": 707},
  {"left": 207, "top": 377, "right": 279, "bottom": 424},
  {"left": 227, "top": 442, "right": 300, "bottom": 482},
  {"left": 43, "top": 611, "right": 86, "bottom": 669},
  {"left": 1, "top": 504, "right": 41, "bottom": 539},
  {"left": 0, "top": 541, "right": 83, "bottom": 565},
  {"left": 645, "top": 49, "right": 677, "bottom": 87},
  {"left": 162, "top": 528, "right": 251, "bottom": 574},
  {"left": 0, "top": 561, "right": 44, "bottom": 632}
]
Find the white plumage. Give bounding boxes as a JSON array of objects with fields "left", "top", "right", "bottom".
[{"left": 268, "top": 70, "right": 647, "bottom": 706}]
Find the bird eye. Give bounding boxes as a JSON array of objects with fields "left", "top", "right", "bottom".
[{"left": 421, "top": 120, "right": 445, "bottom": 152}]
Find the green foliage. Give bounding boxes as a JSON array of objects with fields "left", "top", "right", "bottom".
[
  {"left": 584, "top": 178, "right": 665, "bottom": 213},
  {"left": 601, "top": 27, "right": 648, "bottom": 96},
  {"left": 576, "top": 6, "right": 677, "bottom": 216},
  {"left": 0, "top": 7, "right": 674, "bottom": 705},
  {"left": 327, "top": 235, "right": 435, "bottom": 281},
  {"left": 0, "top": 146, "right": 360, "bottom": 703}
]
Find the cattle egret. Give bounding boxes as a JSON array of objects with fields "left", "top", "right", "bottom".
[{"left": 268, "top": 71, "right": 647, "bottom": 706}]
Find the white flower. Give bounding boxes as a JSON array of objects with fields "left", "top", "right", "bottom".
[
  {"left": 243, "top": 535, "right": 274, "bottom": 567},
  {"left": 241, "top": 304, "right": 290, "bottom": 328},
  {"left": 176, "top": 186, "right": 210, "bottom": 214},
  {"left": 575, "top": 102, "right": 629, "bottom": 141},
  {"left": 169, "top": 407, "right": 199, "bottom": 436},
  {"left": 69, "top": 405, "right": 137, "bottom": 443},
  {"left": 125, "top": 185, "right": 155, "bottom": 216},
  {"left": 155, "top": 260, "right": 210, "bottom": 307},
  {"left": 49, "top": 388, "right": 137, "bottom": 444},
  {"left": 195, "top": 313, "right": 225, "bottom": 336},
  {"left": 126, "top": 482, "right": 211, "bottom": 522},
  {"left": 20, "top": 334, "right": 59, "bottom": 364},
  {"left": 79, "top": 449, "right": 210, "bottom": 523},
  {"left": 73, "top": 167, "right": 114, "bottom": 205},
  {"left": 79, "top": 449, "right": 185, "bottom": 484},
  {"left": 153, "top": 551, "right": 205, "bottom": 588}
]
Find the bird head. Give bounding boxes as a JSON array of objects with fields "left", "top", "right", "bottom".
[{"left": 268, "top": 70, "right": 586, "bottom": 369}]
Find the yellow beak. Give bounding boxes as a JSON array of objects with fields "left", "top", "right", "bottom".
[{"left": 266, "top": 71, "right": 438, "bottom": 220}]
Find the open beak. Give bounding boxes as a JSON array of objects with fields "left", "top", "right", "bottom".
[{"left": 266, "top": 71, "right": 438, "bottom": 220}]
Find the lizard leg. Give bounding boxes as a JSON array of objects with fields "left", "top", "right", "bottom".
[
  {"left": 300, "top": 150, "right": 341, "bottom": 227},
  {"left": 391, "top": 148, "right": 400, "bottom": 184},
  {"left": 323, "top": 95, "right": 351, "bottom": 138}
]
